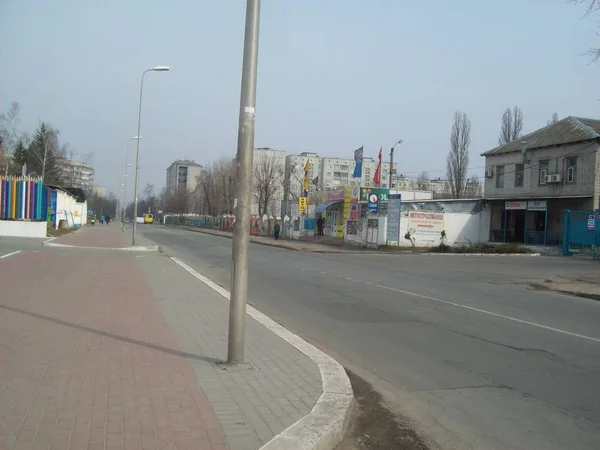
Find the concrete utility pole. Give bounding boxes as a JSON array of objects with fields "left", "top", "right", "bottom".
[
  {"left": 228, "top": 0, "right": 261, "bottom": 364},
  {"left": 389, "top": 139, "right": 403, "bottom": 188}
]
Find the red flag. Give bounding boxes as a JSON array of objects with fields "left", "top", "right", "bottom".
[{"left": 373, "top": 147, "right": 382, "bottom": 186}]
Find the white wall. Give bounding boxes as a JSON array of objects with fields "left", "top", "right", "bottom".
[
  {"left": 53, "top": 190, "right": 87, "bottom": 229},
  {"left": 397, "top": 210, "right": 491, "bottom": 247},
  {"left": 0, "top": 220, "right": 46, "bottom": 238},
  {"left": 390, "top": 190, "right": 433, "bottom": 200}
]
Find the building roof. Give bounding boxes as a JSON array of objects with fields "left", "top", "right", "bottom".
[
  {"left": 481, "top": 116, "right": 600, "bottom": 156},
  {"left": 170, "top": 159, "right": 202, "bottom": 167}
]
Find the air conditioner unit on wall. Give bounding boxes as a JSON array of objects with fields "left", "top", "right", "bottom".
[
  {"left": 552, "top": 174, "right": 563, "bottom": 183},
  {"left": 485, "top": 169, "right": 494, "bottom": 178},
  {"left": 545, "top": 175, "right": 553, "bottom": 183}
]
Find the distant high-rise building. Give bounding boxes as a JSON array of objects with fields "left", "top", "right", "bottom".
[
  {"left": 165, "top": 159, "right": 204, "bottom": 193},
  {"left": 284, "top": 152, "right": 320, "bottom": 196},
  {"left": 319, "top": 156, "right": 396, "bottom": 190},
  {"left": 55, "top": 158, "right": 95, "bottom": 191}
]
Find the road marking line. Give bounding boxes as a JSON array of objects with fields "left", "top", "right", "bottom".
[
  {"left": 376, "top": 284, "right": 600, "bottom": 344},
  {"left": 168, "top": 257, "right": 353, "bottom": 450},
  {"left": 0, "top": 251, "right": 21, "bottom": 259}
]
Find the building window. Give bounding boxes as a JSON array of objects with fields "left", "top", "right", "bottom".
[
  {"left": 514, "top": 164, "right": 524, "bottom": 187},
  {"left": 496, "top": 165, "right": 505, "bottom": 188},
  {"left": 539, "top": 160, "right": 549, "bottom": 185},
  {"left": 566, "top": 157, "right": 577, "bottom": 183}
]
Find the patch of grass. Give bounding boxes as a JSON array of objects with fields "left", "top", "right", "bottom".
[{"left": 428, "top": 242, "right": 533, "bottom": 254}]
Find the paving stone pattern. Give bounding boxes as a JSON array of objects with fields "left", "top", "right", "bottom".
[
  {"left": 54, "top": 225, "right": 129, "bottom": 248},
  {"left": 0, "top": 251, "right": 228, "bottom": 450},
  {"left": 138, "top": 256, "right": 322, "bottom": 450}
]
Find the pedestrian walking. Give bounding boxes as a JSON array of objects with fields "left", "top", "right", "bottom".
[
  {"left": 317, "top": 216, "right": 325, "bottom": 236},
  {"left": 105, "top": 215, "right": 111, "bottom": 225},
  {"left": 274, "top": 221, "right": 281, "bottom": 240}
]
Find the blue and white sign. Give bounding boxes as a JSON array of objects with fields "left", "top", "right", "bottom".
[
  {"left": 368, "top": 193, "right": 379, "bottom": 213},
  {"left": 588, "top": 214, "right": 596, "bottom": 231}
]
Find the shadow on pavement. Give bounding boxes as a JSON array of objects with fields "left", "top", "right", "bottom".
[{"left": 0, "top": 303, "right": 223, "bottom": 364}]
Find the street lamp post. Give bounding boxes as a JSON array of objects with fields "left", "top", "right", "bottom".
[
  {"left": 131, "top": 66, "right": 169, "bottom": 245},
  {"left": 228, "top": 0, "right": 261, "bottom": 364},
  {"left": 122, "top": 137, "right": 139, "bottom": 232},
  {"left": 389, "top": 139, "right": 403, "bottom": 189}
]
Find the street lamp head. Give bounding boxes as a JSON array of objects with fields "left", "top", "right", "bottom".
[
  {"left": 397, "top": 139, "right": 404, "bottom": 145},
  {"left": 152, "top": 66, "right": 170, "bottom": 72},
  {"left": 131, "top": 136, "right": 142, "bottom": 140}
]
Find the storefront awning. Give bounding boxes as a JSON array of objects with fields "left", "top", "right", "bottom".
[{"left": 315, "top": 200, "right": 343, "bottom": 214}]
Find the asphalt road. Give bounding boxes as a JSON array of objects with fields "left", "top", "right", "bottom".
[
  {"left": 0, "top": 236, "right": 48, "bottom": 258},
  {"left": 141, "top": 225, "right": 600, "bottom": 450}
]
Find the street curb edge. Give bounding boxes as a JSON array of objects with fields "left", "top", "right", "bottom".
[
  {"left": 170, "top": 257, "right": 355, "bottom": 450},
  {"left": 43, "top": 242, "right": 160, "bottom": 252}
]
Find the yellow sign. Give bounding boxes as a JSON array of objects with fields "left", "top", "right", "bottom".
[
  {"left": 303, "top": 177, "right": 309, "bottom": 191},
  {"left": 298, "top": 197, "right": 307, "bottom": 213}
]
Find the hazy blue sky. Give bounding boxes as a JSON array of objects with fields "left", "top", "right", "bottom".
[{"left": 1, "top": 0, "right": 598, "bottom": 196}]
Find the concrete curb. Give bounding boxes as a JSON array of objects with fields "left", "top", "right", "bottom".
[
  {"left": 43, "top": 242, "right": 160, "bottom": 252},
  {"left": 529, "top": 282, "right": 600, "bottom": 301},
  {"left": 170, "top": 257, "right": 354, "bottom": 450},
  {"left": 419, "top": 252, "right": 542, "bottom": 257}
]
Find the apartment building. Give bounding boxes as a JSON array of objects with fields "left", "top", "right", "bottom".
[
  {"left": 284, "top": 152, "right": 320, "bottom": 198},
  {"left": 165, "top": 159, "right": 204, "bottom": 193},
  {"left": 481, "top": 116, "right": 600, "bottom": 245},
  {"left": 55, "top": 158, "right": 95, "bottom": 192},
  {"left": 319, "top": 156, "right": 396, "bottom": 190}
]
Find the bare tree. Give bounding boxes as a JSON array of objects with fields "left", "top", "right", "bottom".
[
  {"left": 569, "top": 0, "right": 600, "bottom": 61},
  {"left": 465, "top": 174, "right": 483, "bottom": 198},
  {"left": 446, "top": 111, "right": 471, "bottom": 199},
  {"left": 194, "top": 157, "right": 237, "bottom": 216},
  {"left": 197, "top": 167, "right": 217, "bottom": 216},
  {"left": 165, "top": 186, "right": 191, "bottom": 214},
  {"left": 0, "top": 101, "right": 21, "bottom": 176},
  {"left": 214, "top": 157, "right": 236, "bottom": 214},
  {"left": 498, "top": 106, "right": 523, "bottom": 146},
  {"left": 253, "top": 152, "right": 284, "bottom": 216},
  {"left": 416, "top": 171, "right": 429, "bottom": 190},
  {"left": 547, "top": 112, "right": 559, "bottom": 125}
]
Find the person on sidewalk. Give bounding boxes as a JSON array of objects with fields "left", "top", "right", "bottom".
[
  {"left": 317, "top": 216, "right": 325, "bottom": 236},
  {"left": 105, "top": 215, "right": 111, "bottom": 225},
  {"left": 274, "top": 221, "right": 281, "bottom": 240}
]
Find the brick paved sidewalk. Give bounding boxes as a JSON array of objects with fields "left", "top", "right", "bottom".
[
  {"left": 0, "top": 251, "right": 228, "bottom": 450},
  {"left": 1, "top": 240, "right": 323, "bottom": 449},
  {"left": 51, "top": 224, "right": 157, "bottom": 249},
  {"left": 52, "top": 223, "right": 129, "bottom": 248}
]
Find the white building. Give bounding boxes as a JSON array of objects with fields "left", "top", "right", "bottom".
[
  {"left": 92, "top": 186, "right": 107, "bottom": 198},
  {"left": 284, "top": 152, "right": 320, "bottom": 198},
  {"left": 319, "top": 156, "right": 396, "bottom": 190},
  {"left": 252, "top": 147, "right": 286, "bottom": 216},
  {"left": 166, "top": 159, "right": 204, "bottom": 193}
]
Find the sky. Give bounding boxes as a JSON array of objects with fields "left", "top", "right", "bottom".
[{"left": 1, "top": 0, "right": 598, "bottom": 197}]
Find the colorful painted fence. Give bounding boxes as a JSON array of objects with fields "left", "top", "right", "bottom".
[{"left": 0, "top": 176, "right": 48, "bottom": 221}]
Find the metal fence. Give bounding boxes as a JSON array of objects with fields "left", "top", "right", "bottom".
[
  {"left": 562, "top": 209, "right": 600, "bottom": 258},
  {"left": 164, "top": 214, "right": 292, "bottom": 238}
]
